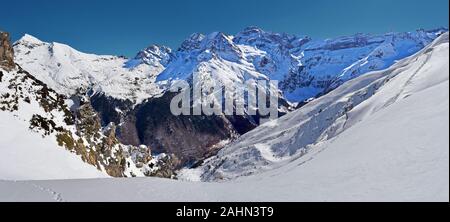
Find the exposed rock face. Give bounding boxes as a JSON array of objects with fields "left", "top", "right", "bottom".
[
  {"left": 0, "top": 65, "right": 129, "bottom": 177},
  {"left": 90, "top": 93, "right": 141, "bottom": 145},
  {"left": 135, "top": 45, "right": 172, "bottom": 66},
  {"left": 133, "top": 92, "right": 239, "bottom": 166},
  {"left": 90, "top": 89, "right": 291, "bottom": 167},
  {"left": 0, "top": 31, "right": 15, "bottom": 70},
  {"left": 0, "top": 64, "right": 176, "bottom": 178},
  {"left": 148, "top": 153, "right": 181, "bottom": 178},
  {"left": 91, "top": 92, "right": 241, "bottom": 166}
]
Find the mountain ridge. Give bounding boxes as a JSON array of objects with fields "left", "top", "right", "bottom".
[
  {"left": 2, "top": 28, "right": 448, "bottom": 180},
  {"left": 13, "top": 27, "right": 447, "bottom": 103},
  {"left": 191, "top": 32, "right": 449, "bottom": 181},
  {"left": 1, "top": 31, "right": 447, "bottom": 199}
]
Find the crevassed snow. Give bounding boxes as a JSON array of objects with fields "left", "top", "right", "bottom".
[{"left": 1, "top": 33, "right": 447, "bottom": 202}]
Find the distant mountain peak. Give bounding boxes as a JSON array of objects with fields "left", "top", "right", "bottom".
[
  {"left": 180, "top": 32, "right": 206, "bottom": 51},
  {"left": 243, "top": 26, "right": 264, "bottom": 33},
  {"left": 16, "top": 34, "right": 43, "bottom": 46},
  {"left": 133, "top": 44, "right": 172, "bottom": 66}
]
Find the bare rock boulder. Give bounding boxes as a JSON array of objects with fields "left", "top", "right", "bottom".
[{"left": 0, "top": 31, "right": 15, "bottom": 70}]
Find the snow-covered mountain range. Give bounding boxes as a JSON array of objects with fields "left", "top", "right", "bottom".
[
  {"left": 13, "top": 34, "right": 165, "bottom": 104},
  {"left": 0, "top": 31, "right": 448, "bottom": 201},
  {"left": 13, "top": 27, "right": 446, "bottom": 104},
  {"left": 7, "top": 27, "right": 446, "bottom": 167},
  {"left": 192, "top": 32, "right": 450, "bottom": 182},
  {"left": 1, "top": 32, "right": 178, "bottom": 179},
  {"left": 0, "top": 26, "right": 448, "bottom": 202}
]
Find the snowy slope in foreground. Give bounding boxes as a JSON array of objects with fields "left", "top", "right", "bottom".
[
  {"left": 0, "top": 34, "right": 448, "bottom": 202},
  {"left": 0, "top": 112, "right": 108, "bottom": 180}
]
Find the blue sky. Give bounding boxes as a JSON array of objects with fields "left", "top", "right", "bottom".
[{"left": 1, "top": 0, "right": 448, "bottom": 57}]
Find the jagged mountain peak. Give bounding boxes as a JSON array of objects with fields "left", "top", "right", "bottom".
[
  {"left": 141, "top": 44, "right": 172, "bottom": 54},
  {"left": 180, "top": 31, "right": 239, "bottom": 56},
  {"left": 205, "top": 31, "right": 232, "bottom": 40},
  {"left": 16, "top": 33, "right": 44, "bottom": 45},
  {"left": 202, "top": 32, "right": 242, "bottom": 60},
  {"left": 128, "top": 44, "right": 173, "bottom": 67},
  {"left": 15, "top": 34, "right": 99, "bottom": 60},
  {"left": 242, "top": 26, "right": 264, "bottom": 33},
  {"left": 179, "top": 32, "right": 206, "bottom": 51},
  {"left": 234, "top": 26, "right": 310, "bottom": 50},
  {"left": 13, "top": 35, "right": 164, "bottom": 103}
]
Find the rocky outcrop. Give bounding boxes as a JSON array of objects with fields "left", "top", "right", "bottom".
[
  {"left": 135, "top": 45, "right": 172, "bottom": 66},
  {"left": 0, "top": 62, "right": 176, "bottom": 178},
  {"left": 89, "top": 93, "right": 142, "bottom": 145},
  {"left": 0, "top": 31, "right": 15, "bottom": 71},
  {"left": 148, "top": 153, "right": 181, "bottom": 178}
]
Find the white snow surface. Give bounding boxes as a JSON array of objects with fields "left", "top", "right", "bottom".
[
  {"left": 0, "top": 112, "right": 108, "bottom": 180},
  {"left": 0, "top": 33, "right": 447, "bottom": 202}
]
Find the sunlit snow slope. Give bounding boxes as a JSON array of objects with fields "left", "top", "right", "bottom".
[
  {"left": 0, "top": 33, "right": 447, "bottom": 202},
  {"left": 0, "top": 112, "right": 108, "bottom": 180},
  {"left": 13, "top": 35, "right": 164, "bottom": 104},
  {"left": 197, "top": 32, "right": 449, "bottom": 182}
]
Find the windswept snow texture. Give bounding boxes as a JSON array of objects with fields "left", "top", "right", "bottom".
[{"left": 1, "top": 33, "right": 448, "bottom": 202}]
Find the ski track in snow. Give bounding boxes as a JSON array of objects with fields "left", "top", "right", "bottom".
[{"left": 383, "top": 47, "right": 434, "bottom": 107}]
